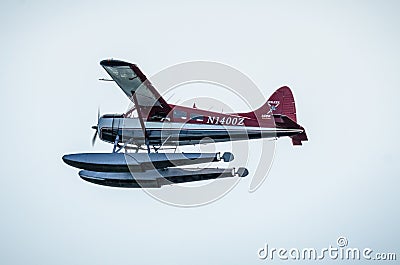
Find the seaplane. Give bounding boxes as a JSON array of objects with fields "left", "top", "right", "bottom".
[{"left": 62, "top": 59, "right": 308, "bottom": 188}]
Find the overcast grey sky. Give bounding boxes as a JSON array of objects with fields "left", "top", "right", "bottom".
[{"left": 0, "top": 0, "right": 399, "bottom": 264}]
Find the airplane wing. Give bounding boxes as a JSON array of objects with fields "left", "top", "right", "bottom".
[{"left": 100, "top": 59, "right": 170, "bottom": 109}]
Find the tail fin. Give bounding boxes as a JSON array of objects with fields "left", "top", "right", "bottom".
[
  {"left": 254, "top": 86, "right": 297, "bottom": 121},
  {"left": 255, "top": 86, "right": 308, "bottom": 145},
  {"left": 266, "top": 86, "right": 297, "bottom": 121}
]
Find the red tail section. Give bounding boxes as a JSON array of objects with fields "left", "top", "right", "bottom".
[
  {"left": 268, "top": 86, "right": 296, "bottom": 121},
  {"left": 255, "top": 86, "right": 308, "bottom": 145},
  {"left": 253, "top": 86, "right": 296, "bottom": 121}
]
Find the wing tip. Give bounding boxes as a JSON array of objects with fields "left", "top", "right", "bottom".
[{"left": 100, "top": 59, "right": 133, "bottom": 67}]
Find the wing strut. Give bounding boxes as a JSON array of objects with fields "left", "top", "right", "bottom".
[{"left": 131, "top": 91, "right": 151, "bottom": 153}]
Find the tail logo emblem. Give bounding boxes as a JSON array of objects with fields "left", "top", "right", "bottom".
[
  {"left": 267, "top": 100, "right": 280, "bottom": 114},
  {"left": 261, "top": 100, "right": 280, "bottom": 119}
]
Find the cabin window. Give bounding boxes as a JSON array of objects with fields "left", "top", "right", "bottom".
[
  {"left": 149, "top": 111, "right": 167, "bottom": 121},
  {"left": 190, "top": 113, "right": 204, "bottom": 122},
  {"left": 173, "top": 109, "right": 187, "bottom": 119}
]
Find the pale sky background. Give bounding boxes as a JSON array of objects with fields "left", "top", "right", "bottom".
[{"left": 0, "top": 0, "right": 399, "bottom": 264}]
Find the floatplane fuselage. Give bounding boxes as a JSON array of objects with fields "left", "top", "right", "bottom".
[{"left": 63, "top": 59, "right": 308, "bottom": 188}]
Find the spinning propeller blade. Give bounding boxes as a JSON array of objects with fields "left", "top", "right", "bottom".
[
  {"left": 91, "top": 128, "right": 98, "bottom": 146},
  {"left": 91, "top": 108, "right": 100, "bottom": 146}
]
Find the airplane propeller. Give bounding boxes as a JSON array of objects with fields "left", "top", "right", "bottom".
[{"left": 91, "top": 108, "right": 100, "bottom": 146}]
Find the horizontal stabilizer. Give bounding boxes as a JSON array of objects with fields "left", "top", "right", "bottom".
[{"left": 273, "top": 114, "right": 308, "bottom": 145}]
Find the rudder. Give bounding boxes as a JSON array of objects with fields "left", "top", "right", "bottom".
[
  {"left": 254, "top": 86, "right": 308, "bottom": 145},
  {"left": 266, "top": 86, "right": 297, "bottom": 122}
]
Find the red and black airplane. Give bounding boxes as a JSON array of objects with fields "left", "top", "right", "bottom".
[{"left": 63, "top": 59, "right": 308, "bottom": 188}]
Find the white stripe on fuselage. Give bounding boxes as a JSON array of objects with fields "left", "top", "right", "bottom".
[
  {"left": 99, "top": 117, "right": 303, "bottom": 133},
  {"left": 144, "top": 121, "right": 300, "bottom": 132}
]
